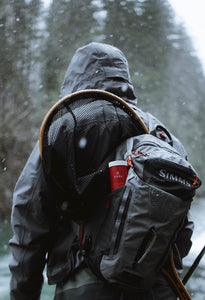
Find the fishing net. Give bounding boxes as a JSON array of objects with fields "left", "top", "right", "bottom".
[{"left": 39, "top": 90, "right": 148, "bottom": 220}]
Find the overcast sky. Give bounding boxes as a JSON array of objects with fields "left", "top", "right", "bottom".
[
  {"left": 43, "top": 0, "right": 205, "bottom": 72},
  {"left": 169, "top": 0, "right": 205, "bottom": 73}
]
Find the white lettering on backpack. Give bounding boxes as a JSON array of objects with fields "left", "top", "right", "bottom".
[{"left": 158, "top": 169, "right": 191, "bottom": 187}]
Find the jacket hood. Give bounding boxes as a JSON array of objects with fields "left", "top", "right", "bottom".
[{"left": 60, "top": 42, "right": 137, "bottom": 105}]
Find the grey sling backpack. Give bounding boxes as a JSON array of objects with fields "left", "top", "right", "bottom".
[
  {"left": 78, "top": 134, "right": 201, "bottom": 291},
  {"left": 39, "top": 90, "right": 201, "bottom": 292}
]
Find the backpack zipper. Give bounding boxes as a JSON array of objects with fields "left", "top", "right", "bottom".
[
  {"left": 132, "top": 141, "right": 181, "bottom": 157},
  {"left": 109, "top": 187, "right": 131, "bottom": 255}
]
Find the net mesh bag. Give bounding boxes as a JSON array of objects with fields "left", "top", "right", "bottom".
[{"left": 39, "top": 90, "right": 148, "bottom": 220}]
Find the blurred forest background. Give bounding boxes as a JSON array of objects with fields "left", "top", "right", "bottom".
[{"left": 1, "top": 0, "right": 205, "bottom": 218}]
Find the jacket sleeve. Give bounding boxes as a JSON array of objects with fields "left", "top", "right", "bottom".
[{"left": 9, "top": 142, "right": 55, "bottom": 300}]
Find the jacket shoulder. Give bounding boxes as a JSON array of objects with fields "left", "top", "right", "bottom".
[{"left": 129, "top": 105, "right": 187, "bottom": 159}]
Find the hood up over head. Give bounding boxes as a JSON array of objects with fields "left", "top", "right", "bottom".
[{"left": 60, "top": 42, "right": 137, "bottom": 105}]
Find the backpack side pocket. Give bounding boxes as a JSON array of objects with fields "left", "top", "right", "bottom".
[{"left": 100, "top": 172, "right": 191, "bottom": 291}]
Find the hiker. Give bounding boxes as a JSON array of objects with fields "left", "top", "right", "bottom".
[{"left": 9, "top": 42, "right": 195, "bottom": 300}]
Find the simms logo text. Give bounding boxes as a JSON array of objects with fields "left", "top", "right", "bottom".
[{"left": 158, "top": 169, "right": 191, "bottom": 187}]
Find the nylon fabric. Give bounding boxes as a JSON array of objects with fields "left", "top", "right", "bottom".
[
  {"left": 54, "top": 266, "right": 177, "bottom": 300},
  {"left": 60, "top": 42, "right": 137, "bottom": 105},
  {"left": 79, "top": 134, "right": 200, "bottom": 292}
]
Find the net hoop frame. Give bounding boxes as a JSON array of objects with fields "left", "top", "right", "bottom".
[{"left": 39, "top": 89, "right": 149, "bottom": 158}]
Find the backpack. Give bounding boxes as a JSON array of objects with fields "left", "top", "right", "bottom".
[
  {"left": 39, "top": 90, "right": 201, "bottom": 293},
  {"left": 78, "top": 134, "right": 201, "bottom": 291}
]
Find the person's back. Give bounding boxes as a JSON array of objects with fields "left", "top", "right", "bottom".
[{"left": 9, "top": 42, "right": 195, "bottom": 300}]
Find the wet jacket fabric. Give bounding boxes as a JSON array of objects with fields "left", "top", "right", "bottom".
[
  {"left": 54, "top": 265, "right": 178, "bottom": 300},
  {"left": 9, "top": 42, "right": 193, "bottom": 300}
]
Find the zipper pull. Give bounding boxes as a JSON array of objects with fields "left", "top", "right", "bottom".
[{"left": 127, "top": 155, "right": 133, "bottom": 168}]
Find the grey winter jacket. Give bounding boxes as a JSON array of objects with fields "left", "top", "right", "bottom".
[{"left": 9, "top": 42, "right": 193, "bottom": 299}]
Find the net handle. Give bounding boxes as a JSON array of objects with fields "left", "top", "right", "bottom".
[{"left": 39, "top": 89, "right": 149, "bottom": 158}]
